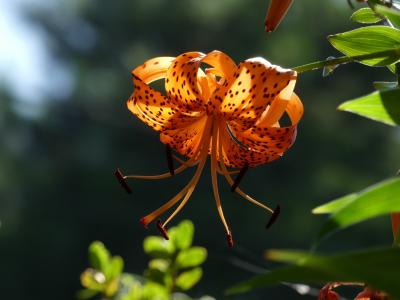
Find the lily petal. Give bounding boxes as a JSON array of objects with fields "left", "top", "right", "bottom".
[{"left": 265, "top": 0, "right": 294, "bottom": 33}]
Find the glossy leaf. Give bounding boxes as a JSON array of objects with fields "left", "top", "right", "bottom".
[
  {"left": 328, "top": 26, "right": 400, "bottom": 66},
  {"left": 374, "top": 4, "right": 400, "bottom": 28},
  {"left": 351, "top": 7, "right": 382, "bottom": 24},
  {"left": 373, "top": 81, "right": 398, "bottom": 90},
  {"left": 338, "top": 88, "right": 400, "bottom": 126},
  {"left": 88, "top": 241, "right": 110, "bottom": 273},
  {"left": 175, "top": 267, "right": 203, "bottom": 291},
  {"left": 312, "top": 193, "right": 357, "bottom": 214},
  {"left": 143, "top": 236, "right": 175, "bottom": 258},
  {"left": 226, "top": 248, "right": 400, "bottom": 297},
  {"left": 176, "top": 247, "right": 207, "bottom": 268},
  {"left": 169, "top": 220, "right": 194, "bottom": 250},
  {"left": 316, "top": 177, "right": 400, "bottom": 241}
]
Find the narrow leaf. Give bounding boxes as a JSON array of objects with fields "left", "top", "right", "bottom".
[
  {"left": 338, "top": 88, "right": 400, "bottom": 126},
  {"left": 374, "top": 4, "right": 400, "bottom": 28},
  {"left": 317, "top": 177, "right": 400, "bottom": 241},
  {"left": 227, "top": 248, "right": 400, "bottom": 297},
  {"left": 89, "top": 241, "right": 110, "bottom": 273},
  {"left": 351, "top": 7, "right": 383, "bottom": 24},
  {"left": 373, "top": 81, "right": 398, "bottom": 90},
  {"left": 312, "top": 193, "right": 357, "bottom": 214},
  {"left": 328, "top": 26, "right": 400, "bottom": 66}
]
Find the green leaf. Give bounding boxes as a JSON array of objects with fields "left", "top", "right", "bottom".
[
  {"left": 142, "top": 281, "right": 169, "bottom": 300},
  {"left": 226, "top": 247, "right": 400, "bottom": 297},
  {"left": 373, "top": 81, "right": 398, "bottom": 90},
  {"left": 148, "top": 258, "right": 169, "bottom": 273},
  {"left": 176, "top": 247, "right": 207, "bottom": 268},
  {"left": 175, "top": 268, "right": 203, "bottom": 291},
  {"left": 76, "top": 289, "right": 100, "bottom": 300},
  {"left": 89, "top": 241, "right": 110, "bottom": 273},
  {"left": 143, "top": 236, "right": 175, "bottom": 258},
  {"left": 169, "top": 220, "right": 194, "bottom": 250},
  {"left": 105, "top": 255, "right": 124, "bottom": 280},
  {"left": 338, "top": 88, "right": 400, "bottom": 126},
  {"left": 80, "top": 268, "right": 105, "bottom": 291},
  {"left": 351, "top": 7, "right": 383, "bottom": 24},
  {"left": 317, "top": 177, "right": 400, "bottom": 241},
  {"left": 328, "top": 26, "right": 400, "bottom": 66},
  {"left": 312, "top": 193, "right": 357, "bottom": 215},
  {"left": 374, "top": 4, "right": 400, "bottom": 28}
]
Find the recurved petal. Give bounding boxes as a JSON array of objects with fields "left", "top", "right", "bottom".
[
  {"left": 220, "top": 93, "right": 303, "bottom": 168},
  {"left": 128, "top": 56, "right": 202, "bottom": 132},
  {"left": 165, "top": 52, "right": 207, "bottom": 111},
  {"left": 213, "top": 58, "right": 296, "bottom": 131}
]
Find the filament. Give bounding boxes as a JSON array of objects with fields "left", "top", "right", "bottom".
[{"left": 210, "top": 117, "right": 233, "bottom": 246}]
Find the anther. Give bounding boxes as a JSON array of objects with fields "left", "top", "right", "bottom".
[
  {"left": 140, "top": 217, "right": 149, "bottom": 229},
  {"left": 157, "top": 220, "right": 169, "bottom": 240},
  {"left": 226, "top": 233, "right": 234, "bottom": 248},
  {"left": 165, "top": 144, "right": 175, "bottom": 176},
  {"left": 114, "top": 168, "right": 132, "bottom": 194},
  {"left": 266, "top": 205, "right": 281, "bottom": 229},
  {"left": 231, "top": 163, "right": 249, "bottom": 192}
]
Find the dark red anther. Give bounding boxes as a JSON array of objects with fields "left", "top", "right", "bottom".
[
  {"left": 165, "top": 144, "right": 175, "bottom": 176},
  {"left": 266, "top": 205, "right": 281, "bottom": 229},
  {"left": 226, "top": 233, "right": 234, "bottom": 248},
  {"left": 231, "top": 163, "right": 249, "bottom": 192},
  {"left": 157, "top": 220, "right": 169, "bottom": 240},
  {"left": 140, "top": 217, "right": 148, "bottom": 229},
  {"left": 114, "top": 168, "right": 132, "bottom": 194}
]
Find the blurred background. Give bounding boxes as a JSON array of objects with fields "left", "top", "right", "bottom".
[{"left": 1, "top": 0, "right": 400, "bottom": 299}]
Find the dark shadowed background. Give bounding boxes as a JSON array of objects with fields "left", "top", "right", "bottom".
[{"left": 1, "top": 0, "right": 400, "bottom": 299}]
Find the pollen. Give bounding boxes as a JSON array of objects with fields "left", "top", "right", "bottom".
[{"left": 116, "top": 51, "right": 304, "bottom": 247}]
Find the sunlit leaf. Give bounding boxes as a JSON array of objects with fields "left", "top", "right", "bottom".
[
  {"left": 176, "top": 247, "right": 207, "bottom": 268},
  {"left": 169, "top": 220, "right": 194, "bottom": 250},
  {"left": 143, "top": 236, "right": 175, "bottom": 258},
  {"left": 142, "top": 281, "right": 169, "bottom": 300},
  {"left": 226, "top": 248, "right": 400, "bottom": 297},
  {"left": 374, "top": 4, "right": 400, "bottom": 28},
  {"left": 175, "top": 268, "right": 203, "bottom": 291},
  {"left": 148, "top": 258, "right": 169, "bottom": 273},
  {"left": 373, "top": 81, "right": 398, "bottom": 90},
  {"left": 80, "top": 268, "right": 105, "bottom": 291},
  {"left": 312, "top": 193, "right": 357, "bottom": 214},
  {"left": 328, "top": 26, "right": 400, "bottom": 66},
  {"left": 105, "top": 256, "right": 124, "bottom": 280},
  {"left": 89, "top": 241, "right": 110, "bottom": 273},
  {"left": 338, "top": 88, "right": 400, "bottom": 126},
  {"left": 317, "top": 177, "right": 400, "bottom": 241},
  {"left": 350, "top": 7, "right": 383, "bottom": 24}
]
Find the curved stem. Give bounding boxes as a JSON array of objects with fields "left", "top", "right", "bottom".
[{"left": 292, "top": 49, "right": 400, "bottom": 73}]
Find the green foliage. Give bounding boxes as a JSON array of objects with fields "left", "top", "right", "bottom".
[
  {"left": 227, "top": 248, "right": 400, "bottom": 297},
  {"left": 351, "top": 7, "right": 383, "bottom": 24},
  {"left": 328, "top": 26, "right": 400, "bottom": 66},
  {"left": 338, "top": 88, "right": 400, "bottom": 126},
  {"left": 314, "top": 177, "right": 400, "bottom": 241},
  {"left": 79, "top": 220, "right": 212, "bottom": 300},
  {"left": 374, "top": 4, "right": 400, "bottom": 28}
]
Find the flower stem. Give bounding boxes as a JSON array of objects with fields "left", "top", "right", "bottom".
[{"left": 292, "top": 49, "right": 400, "bottom": 73}]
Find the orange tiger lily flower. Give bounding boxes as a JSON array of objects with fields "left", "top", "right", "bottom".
[
  {"left": 116, "top": 50, "right": 303, "bottom": 247},
  {"left": 265, "top": 0, "right": 294, "bottom": 32}
]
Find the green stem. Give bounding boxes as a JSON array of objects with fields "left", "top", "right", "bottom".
[{"left": 292, "top": 49, "right": 400, "bottom": 73}]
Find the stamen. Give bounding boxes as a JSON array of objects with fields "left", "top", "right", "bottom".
[
  {"left": 211, "top": 119, "right": 233, "bottom": 247},
  {"left": 114, "top": 168, "right": 132, "bottom": 194},
  {"left": 230, "top": 163, "right": 249, "bottom": 192},
  {"left": 226, "top": 233, "right": 234, "bottom": 248},
  {"left": 165, "top": 144, "right": 175, "bottom": 175},
  {"left": 266, "top": 205, "right": 281, "bottom": 229},
  {"left": 157, "top": 220, "right": 169, "bottom": 240},
  {"left": 139, "top": 117, "right": 214, "bottom": 227}
]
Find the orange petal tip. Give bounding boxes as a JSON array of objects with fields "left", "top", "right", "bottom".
[{"left": 265, "top": 0, "right": 294, "bottom": 33}]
